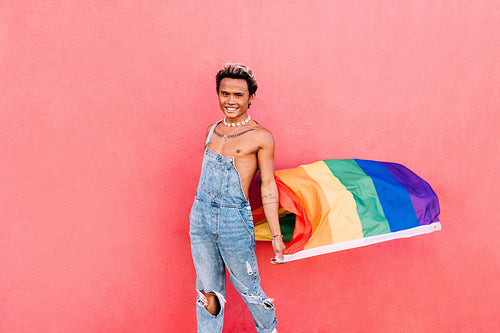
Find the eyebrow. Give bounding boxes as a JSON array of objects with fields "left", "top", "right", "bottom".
[{"left": 220, "top": 90, "right": 245, "bottom": 95}]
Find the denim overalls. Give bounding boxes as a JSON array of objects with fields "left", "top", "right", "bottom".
[{"left": 189, "top": 121, "right": 277, "bottom": 333}]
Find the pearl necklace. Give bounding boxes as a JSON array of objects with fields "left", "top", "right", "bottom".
[{"left": 223, "top": 115, "right": 251, "bottom": 127}]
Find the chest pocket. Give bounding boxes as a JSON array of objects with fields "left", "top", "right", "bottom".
[{"left": 201, "top": 161, "right": 231, "bottom": 199}]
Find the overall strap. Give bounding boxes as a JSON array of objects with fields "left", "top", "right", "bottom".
[{"left": 204, "top": 120, "right": 222, "bottom": 146}]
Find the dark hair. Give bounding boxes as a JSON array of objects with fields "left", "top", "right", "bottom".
[{"left": 216, "top": 63, "right": 258, "bottom": 96}]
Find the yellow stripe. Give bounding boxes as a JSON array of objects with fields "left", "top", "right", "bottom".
[
  {"left": 254, "top": 208, "right": 290, "bottom": 241},
  {"left": 300, "top": 161, "right": 364, "bottom": 249},
  {"left": 254, "top": 223, "right": 273, "bottom": 241}
]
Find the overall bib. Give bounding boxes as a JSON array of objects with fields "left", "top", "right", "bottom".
[{"left": 189, "top": 121, "right": 277, "bottom": 333}]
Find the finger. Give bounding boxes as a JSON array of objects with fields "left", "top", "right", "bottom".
[
  {"left": 270, "top": 258, "right": 282, "bottom": 265},
  {"left": 270, "top": 258, "right": 280, "bottom": 265},
  {"left": 270, "top": 253, "right": 285, "bottom": 265}
]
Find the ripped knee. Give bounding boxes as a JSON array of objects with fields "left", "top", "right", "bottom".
[{"left": 197, "top": 290, "right": 225, "bottom": 316}]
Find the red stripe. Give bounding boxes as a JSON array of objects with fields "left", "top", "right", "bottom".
[{"left": 275, "top": 175, "right": 313, "bottom": 255}]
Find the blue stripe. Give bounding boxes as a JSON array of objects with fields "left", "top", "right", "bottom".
[{"left": 354, "top": 159, "right": 420, "bottom": 232}]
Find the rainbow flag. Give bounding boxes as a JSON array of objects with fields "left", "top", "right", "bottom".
[{"left": 251, "top": 159, "right": 441, "bottom": 262}]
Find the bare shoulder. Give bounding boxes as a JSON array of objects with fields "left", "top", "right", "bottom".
[
  {"left": 204, "top": 121, "right": 221, "bottom": 138},
  {"left": 202, "top": 122, "right": 219, "bottom": 146},
  {"left": 251, "top": 122, "right": 274, "bottom": 141},
  {"left": 205, "top": 122, "right": 218, "bottom": 135},
  {"left": 248, "top": 121, "right": 275, "bottom": 148}
]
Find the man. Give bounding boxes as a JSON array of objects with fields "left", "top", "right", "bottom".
[{"left": 189, "top": 63, "right": 285, "bottom": 333}]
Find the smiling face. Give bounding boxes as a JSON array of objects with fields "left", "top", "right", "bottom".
[{"left": 218, "top": 78, "right": 255, "bottom": 123}]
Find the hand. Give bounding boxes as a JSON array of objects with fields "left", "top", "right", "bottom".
[{"left": 270, "top": 237, "right": 286, "bottom": 265}]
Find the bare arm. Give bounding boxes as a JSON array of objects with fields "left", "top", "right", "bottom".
[{"left": 257, "top": 130, "right": 286, "bottom": 264}]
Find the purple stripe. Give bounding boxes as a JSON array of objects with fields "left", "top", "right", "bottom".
[{"left": 381, "top": 162, "right": 440, "bottom": 225}]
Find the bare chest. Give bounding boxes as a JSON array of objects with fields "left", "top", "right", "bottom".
[{"left": 209, "top": 127, "right": 260, "bottom": 158}]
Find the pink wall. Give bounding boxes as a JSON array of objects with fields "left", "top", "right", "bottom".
[{"left": 1, "top": 1, "right": 499, "bottom": 332}]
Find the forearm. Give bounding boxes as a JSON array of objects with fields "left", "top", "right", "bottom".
[{"left": 261, "top": 181, "right": 281, "bottom": 236}]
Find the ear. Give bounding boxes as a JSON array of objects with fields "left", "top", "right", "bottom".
[{"left": 249, "top": 93, "right": 255, "bottom": 105}]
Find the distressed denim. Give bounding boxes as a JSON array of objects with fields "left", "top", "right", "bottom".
[{"left": 190, "top": 147, "right": 278, "bottom": 333}]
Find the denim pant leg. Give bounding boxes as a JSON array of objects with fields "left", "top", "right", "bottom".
[
  {"left": 219, "top": 206, "right": 278, "bottom": 333},
  {"left": 190, "top": 201, "right": 227, "bottom": 333}
]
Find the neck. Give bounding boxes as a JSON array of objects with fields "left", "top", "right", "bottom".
[{"left": 223, "top": 114, "right": 251, "bottom": 127}]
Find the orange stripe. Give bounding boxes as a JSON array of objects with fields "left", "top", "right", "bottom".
[{"left": 274, "top": 169, "right": 322, "bottom": 254}]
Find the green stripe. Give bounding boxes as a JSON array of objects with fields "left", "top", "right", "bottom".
[
  {"left": 278, "top": 213, "right": 296, "bottom": 242},
  {"left": 323, "top": 159, "right": 391, "bottom": 237}
]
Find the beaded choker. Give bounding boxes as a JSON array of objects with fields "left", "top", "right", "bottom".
[{"left": 223, "top": 115, "right": 251, "bottom": 127}]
